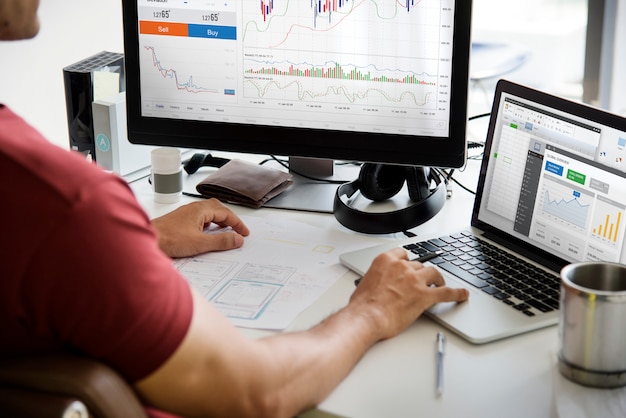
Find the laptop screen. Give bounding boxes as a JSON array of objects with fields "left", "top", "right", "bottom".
[{"left": 475, "top": 80, "right": 626, "bottom": 265}]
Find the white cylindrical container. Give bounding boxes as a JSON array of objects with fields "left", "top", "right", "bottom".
[{"left": 151, "top": 147, "right": 182, "bottom": 203}]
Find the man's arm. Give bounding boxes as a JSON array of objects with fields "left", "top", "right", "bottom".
[{"left": 135, "top": 248, "right": 469, "bottom": 418}]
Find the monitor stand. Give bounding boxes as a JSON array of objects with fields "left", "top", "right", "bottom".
[{"left": 264, "top": 156, "right": 357, "bottom": 213}]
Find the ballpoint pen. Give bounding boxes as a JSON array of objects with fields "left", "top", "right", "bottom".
[{"left": 436, "top": 332, "right": 445, "bottom": 397}]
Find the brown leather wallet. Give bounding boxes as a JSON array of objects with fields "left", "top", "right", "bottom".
[{"left": 196, "top": 159, "right": 293, "bottom": 208}]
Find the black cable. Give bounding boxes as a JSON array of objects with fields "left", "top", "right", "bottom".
[
  {"left": 183, "top": 191, "right": 205, "bottom": 198},
  {"left": 466, "top": 112, "right": 490, "bottom": 150},
  {"left": 440, "top": 168, "right": 476, "bottom": 195},
  {"left": 468, "top": 112, "right": 491, "bottom": 121},
  {"left": 434, "top": 111, "right": 490, "bottom": 194}
]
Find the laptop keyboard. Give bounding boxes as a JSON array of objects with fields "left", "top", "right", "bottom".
[{"left": 404, "top": 231, "right": 561, "bottom": 317}]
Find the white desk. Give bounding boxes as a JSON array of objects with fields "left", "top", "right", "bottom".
[{"left": 130, "top": 154, "right": 561, "bottom": 418}]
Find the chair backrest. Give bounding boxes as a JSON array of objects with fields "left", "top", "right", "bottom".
[{"left": 0, "top": 354, "right": 147, "bottom": 418}]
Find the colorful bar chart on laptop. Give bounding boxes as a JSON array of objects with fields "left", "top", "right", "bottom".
[{"left": 591, "top": 198, "right": 625, "bottom": 246}]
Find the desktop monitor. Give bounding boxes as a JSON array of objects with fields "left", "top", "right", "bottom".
[{"left": 121, "top": 0, "right": 473, "bottom": 217}]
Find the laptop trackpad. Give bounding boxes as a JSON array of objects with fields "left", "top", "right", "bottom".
[{"left": 426, "top": 273, "right": 556, "bottom": 344}]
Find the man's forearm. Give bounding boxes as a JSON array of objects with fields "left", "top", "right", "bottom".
[{"left": 254, "top": 300, "right": 384, "bottom": 417}]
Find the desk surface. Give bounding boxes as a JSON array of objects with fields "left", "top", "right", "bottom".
[{"left": 130, "top": 153, "right": 561, "bottom": 418}]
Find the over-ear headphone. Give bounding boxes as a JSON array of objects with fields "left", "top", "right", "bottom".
[{"left": 333, "top": 163, "right": 446, "bottom": 234}]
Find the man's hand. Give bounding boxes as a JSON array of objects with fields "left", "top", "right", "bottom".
[
  {"left": 349, "top": 247, "right": 469, "bottom": 341},
  {"left": 151, "top": 199, "right": 250, "bottom": 258}
]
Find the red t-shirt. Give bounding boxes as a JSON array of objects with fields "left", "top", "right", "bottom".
[{"left": 0, "top": 105, "right": 193, "bottom": 384}]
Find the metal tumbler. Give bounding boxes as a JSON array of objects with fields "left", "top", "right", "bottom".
[{"left": 558, "top": 262, "right": 626, "bottom": 388}]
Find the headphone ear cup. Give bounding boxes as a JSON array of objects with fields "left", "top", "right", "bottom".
[
  {"left": 405, "top": 167, "right": 431, "bottom": 202},
  {"left": 358, "top": 163, "right": 406, "bottom": 202}
]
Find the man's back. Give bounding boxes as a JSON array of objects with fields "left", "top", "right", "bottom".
[{"left": 0, "top": 104, "right": 193, "bottom": 383}]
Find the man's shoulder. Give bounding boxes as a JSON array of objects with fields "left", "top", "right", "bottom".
[{"left": 0, "top": 106, "right": 129, "bottom": 208}]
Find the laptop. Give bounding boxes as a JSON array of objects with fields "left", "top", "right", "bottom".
[{"left": 340, "top": 79, "right": 626, "bottom": 344}]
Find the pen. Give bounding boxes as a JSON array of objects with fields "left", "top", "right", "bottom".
[
  {"left": 413, "top": 250, "right": 443, "bottom": 264},
  {"left": 353, "top": 251, "right": 443, "bottom": 286},
  {"left": 436, "top": 332, "right": 445, "bottom": 397}
]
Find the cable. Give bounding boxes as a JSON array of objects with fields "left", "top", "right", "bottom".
[
  {"left": 440, "top": 168, "right": 476, "bottom": 195},
  {"left": 183, "top": 191, "right": 205, "bottom": 198},
  {"left": 468, "top": 112, "right": 491, "bottom": 121},
  {"left": 431, "top": 111, "right": 490, "bottom": 194}
]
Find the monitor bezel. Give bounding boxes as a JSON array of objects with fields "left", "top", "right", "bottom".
[{"left": 121, "top": 0, "right": 473, "bottom": 169}]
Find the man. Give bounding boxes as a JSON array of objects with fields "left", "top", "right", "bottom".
[{"left": 0, "top": 1, "right": 469, "bottom": 417}]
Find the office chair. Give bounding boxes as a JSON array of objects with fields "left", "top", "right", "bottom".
[{"left": 0, "top": 354, "right": 150, "bottom": 418}]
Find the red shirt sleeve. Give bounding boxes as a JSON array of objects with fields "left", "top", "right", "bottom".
[{"left": 24, "top": 177, "right": 193, "bottom": 383}]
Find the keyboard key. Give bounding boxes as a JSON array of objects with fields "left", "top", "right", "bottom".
[
  {"left": 421, "top": 241, "right": 440, "bottom": 252},
  {"left": 482, "top": 286, "right": 500, "bottom": 295},
  {"left": 430, "top": 238, "right": 448, "bottom": 247},
  {"left": 438, "top": 262, "right": 488, "bottom": 288},
  {"left": 526, "top": 299, "right": 554, "bottom": 313},
  {"left": 542, "top": 298, "right": 560, "bottom": 310}
]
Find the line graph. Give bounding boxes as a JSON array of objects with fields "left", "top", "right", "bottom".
[
  {"left": 542, "top": 189, "right": 590, "bottom": 229},
  {"left": 144, "top": 46, "right": 219, "bottom": 94},
  {"left": 244, "top": 0, "right": 440, "bottom": 53},
  {"left": 243, "top": 57, "right": 437, "bottom": 104},
  {"left": 242, "top": 0, "right": 444, "bottom": 107},
  {"left": 244, "top": 77, "right": 433, "bottom": 104},
  {"left": 538, "top": 175, "right": 593, "bottom": 230}
]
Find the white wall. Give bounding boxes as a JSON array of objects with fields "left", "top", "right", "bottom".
[
  {"left": 470, "top": 0, "right": 588, "bottom": 109},
  {"left": 0, "top": 0, "right": 124, "bottom": 149},
  {"left": 603, "top": 0, "right": 626, "bottom": 116}
]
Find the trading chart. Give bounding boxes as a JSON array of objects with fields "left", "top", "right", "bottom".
[{"left": 137, "top": 0, "right": 455, "bottom": 135}]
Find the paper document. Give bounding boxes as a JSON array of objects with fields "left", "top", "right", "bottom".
[{"left": 173, "top": 214, "right": 368, "bottom": 330}]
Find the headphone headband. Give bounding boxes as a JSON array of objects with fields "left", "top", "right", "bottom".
[{"left": 333, "top": 165, "right": 446, "bottom": 234}]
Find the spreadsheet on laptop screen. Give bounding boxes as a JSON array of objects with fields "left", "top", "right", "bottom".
[{"left": 478, "top": 93, "right": 626, "bottom": 265}]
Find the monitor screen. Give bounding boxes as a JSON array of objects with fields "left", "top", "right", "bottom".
[{"left": 121, "top": 0, "right": 473, "bottom": 212}]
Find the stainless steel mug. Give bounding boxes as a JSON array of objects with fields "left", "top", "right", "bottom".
[{"left": 558, "top": 262, "right": 626, "bottom": 388}]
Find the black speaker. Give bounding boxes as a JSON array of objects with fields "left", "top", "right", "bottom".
[
  {"left": 333, "top": 164, "right": 446, "bottom": 234},
  {"left": 63, "top": 51, "right": 125, "bottom": 160}
]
